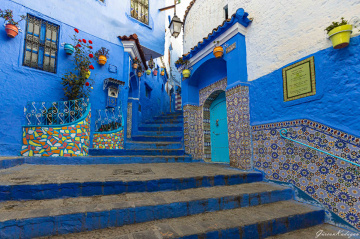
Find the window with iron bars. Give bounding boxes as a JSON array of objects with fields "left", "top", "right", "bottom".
[
  {"left": 23, "top": 14, "right": 59, "bottom": 73},
  {"left": 130, "top": 0, "right": 149, "bottom": 25}
]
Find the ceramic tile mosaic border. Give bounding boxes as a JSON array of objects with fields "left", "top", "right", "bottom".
[
  {"left": 226, "top": 85, "right": 251, "bottom": 170},
  {"left": 21, "top": 112, "right": 91, "bottom": 157},
  {"left": 183, "top": 104, "right": 203, "bottom": 159},
  {"left": 127, "top": 102, "right": 132, "bottom": 139},
  {"left": 252, "top": 119, "right": 360, "bottom": 230},
  {"left": 199, "top": 78, "right": 227, "bottom": 106},
  {"left": 93, "top": 129, "right": 124, "bottom": 149}
]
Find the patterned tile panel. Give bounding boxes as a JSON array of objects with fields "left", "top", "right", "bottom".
[
  {"left": 93, "top": 129, "right": 124, "bottom": 149},
  {"left": 183, "top": 104, "right": 203, "bottom": 159},
  {"left": 252, "top": 119, "right": 360, "bottom": 230},
  {"left": 226, "top": 85, "right": 251, "bottom": 170},
  {"left": 21, "top": 111, "right": 91, "bottom": 157},
  {"left": 127, "top": 102, "right": 132, "bottom": 139},
  {"left": 199, "top": 78, "right": 227, "bottom": 106}
]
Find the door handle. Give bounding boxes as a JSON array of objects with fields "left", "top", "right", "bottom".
[{"left": 213, "top": 131, "right": 220, "bottom": 135}]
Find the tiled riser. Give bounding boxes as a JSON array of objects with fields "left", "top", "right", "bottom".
[
  {"left": 0, "top": 189, "right": 292, "bottom": 239},
  {"left": 179, "top": 210, "right": 325, "bottom": 239},
  {"left": 0, "top": 174, "right": 262, "bottom": 201},
  {"left": 125, "top": 143, "right": 182, "bottom": 150},
  {"left": 93, "top": 129, "right": 124, "bottom": 150},
  {"left": 89, "top": 149, "right": 185, "bottom": 156}
]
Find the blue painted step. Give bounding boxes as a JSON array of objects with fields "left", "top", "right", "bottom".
[
  {"left": 133, "top": 130, "right": 183, "bottom": 137},
  {"left": 145, "top": 119, "right": 183, "bottom": 124},
  {"left": 125, "top": 141, "right": 182, "bottom": 150},
  {"left": 131, "top": 135, "right": 182, "bottom": 142},
  {"left": 153, "top": 115, "right": 183, "bottom": 120},
  {"left": 89, "top": 149, "right": 185, "bottom": 156},
  {"left": 138, "top": 126, "right": 182, "bottom": 131},
  {"left": 139, "top": 123, "right": 183, "bottom": 128},
  {"left": 0, "top": 183, "right": 293, "bottom": 238}
]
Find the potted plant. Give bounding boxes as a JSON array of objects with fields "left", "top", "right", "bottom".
[
  {"left": 61, "top": 28, "right": 95, "bottom": 100},
  {"left": 213, "top": 41, "right": 224, "bottom": 58},
  {"left": 0, "top": 9, "right": 26, "bottom": 38},
  {"left": 325, "top": 18, "right": 353, "bottom": 49},
  {"left": 160, "top": 68, "right": 165, "bottom": 76},
  {"left": 137, "top": 65, "right": 143, "bottom": 77},
  {"left": 146, "top": 69, "right": 151, "bottom": 75},
  {"left": 95, "top": 47, "right": 109, "bottom": 65},
  {"left": 175, "top": 58, "right": 191, "bottom": 79},
  {"left": 133, "top": 57, "right": 141, "bottom": 69},
  {"left": 64, "top": 43, "right": 75, "bottom": 55},
  {"left": 153, "top": 67, "right": 158, "bottom": 76}
]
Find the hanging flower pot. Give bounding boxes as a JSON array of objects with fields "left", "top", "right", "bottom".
[
  {"left": 5, "top": 24, "right": 19, "bottom": 38},
  {"left": 213, "top": 46, "right": 224, "bottom": 58},
  {"left": 137, "top": 72, "right": 142, "bottom": 77},
  {"left": 182, "top": 69, "right": 191, "bottom": 79},
  {"left": 133, "top": 63, "right": 138, "bottom": 69},
  {"left": 64, "top": 43, "right": 74, "bottom": 55},
  {"left": 153, "top": 69, "right": 158, "bottom": 76},
  {"left": 328, "top": 25, "right": 353, "bottom": 49},
  {"left": 98, "top": 55, "right": 107, "bottom": 65},
  {"left": 146, "top": 69, "right": 151, "bottom": 75},
  {"left": 160, "top": 70, "right": 165, "bottom": 76}
]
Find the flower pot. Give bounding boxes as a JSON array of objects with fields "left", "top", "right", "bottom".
[
  {"left": 328, "top": 25, "right": 353, "bottom": 49},
  {"left": 98, "top": 55, "right": 107, "bottom": 65},
  {"left": 213, "top": 46, "right": 224, "bottom": 58},
  {"left": 64, "top": 43, "right": 74, "bottom": 55},
  {"left": 153, "top": 70, "right": 158, "bottom": 76},
  {"left": 146, "top": 69, "right": 151, "bottom": 75},
  {"left": 137, "top": 72, "right": 142, "bottom": 77},
  {"left": 182, "top": 69, "right": 191, "bottom": 78},
  {"left": 81, "top": 70, "right": 91, "bottom": 79},
  {"left": 133, "top": 63, "right": 138, "bottom": 69},
  {"left": 5, "top": 24, "right": 19, "bottom": 38},
  {"left": 160, "top": 70, "right": 165, "bottom": 76}
]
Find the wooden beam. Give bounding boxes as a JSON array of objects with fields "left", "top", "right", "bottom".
[{"left": 159, "top": 5, "right": 175, "bottom": 11}]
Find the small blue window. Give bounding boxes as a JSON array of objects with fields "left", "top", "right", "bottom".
[{"left": 23, "top": 14, "right": 59, "bottom": 73}]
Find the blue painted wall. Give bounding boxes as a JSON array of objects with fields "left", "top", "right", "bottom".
[
  {"left": 0, "top": 0, "right": 166, "bottom": 156},
  {"left": 250, "top": 36, "right": 360, "bottom": 137}
]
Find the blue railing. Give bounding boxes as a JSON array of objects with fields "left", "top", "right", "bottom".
[
  {"left": 95, "top": 106, "right": 123, "bottom": 132},
  {"left": 24, "top": 98, "right": 89, "bottom": 126},
  {"left": 280, "top": 128, "right": 360, "bottom": 168}
]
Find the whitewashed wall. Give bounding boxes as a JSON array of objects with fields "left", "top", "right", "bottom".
[{"left": 184, "top": 0, "right": 360, "bottom": 81}]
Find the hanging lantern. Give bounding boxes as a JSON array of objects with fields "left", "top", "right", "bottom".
[
  {"left": 169, "top": 15, "right": 183, "bottom": 38},
  {"left": 148, "top": 56, "right": 155, "bottom": 69}
]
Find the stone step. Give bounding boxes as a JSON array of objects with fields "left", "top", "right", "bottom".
[
  {"left": 267, "top": 224, "right": 349, "bottom": 238},
  {"left": 138, "top": 126, "right": 183, "bottom": 132},
  {"left": 125, "top": 141, "right": 182, "bottom": 150},
  {"left": 0, "top": 182, "right": 292, "bottom": 238},
  {"left": 0, "top": 163, "right": 262, "bottom": 201},
  {"left": 131, "top": 135, "right": 182, "bottom": 142},
  {"left": 134, "top": 130, "right": 183, "bottom": 137},
  {"left": 42, "top": 200, "right": 325, "bottom": 239},
  {"left": 89, "top": 149, "right": 186, "bottom": 156},
  {"left": 153, "top": 115, "right": 184, "bottom": 120},
  {"left": 139, "top": 123, "right": 183, "bottom": 128},
  {"left": 145, "top": 119, "right": 183, "bottom": 124},
  {"left": 0, "top": 156, "right": 196, "bottom": 170}
]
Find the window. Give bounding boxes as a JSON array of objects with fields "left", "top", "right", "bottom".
[
  {"left": 224, "top": 5, "right": 229, "bottom": 20},
  {"left": 23, "top": 14, "right": 59, "bottom": 73},
  {"left": 131, "top": 0, "right": 149, "bottom": 25}
]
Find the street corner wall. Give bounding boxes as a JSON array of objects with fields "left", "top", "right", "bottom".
[
  {"left": 21, "top": 111, "right": 91, "bottom": 157},
  {"left": 252, "top": 120, "right": 360, "bottom": 230},
  {"left": 93, "top": 128, "right": 124, "bottom": 149}
]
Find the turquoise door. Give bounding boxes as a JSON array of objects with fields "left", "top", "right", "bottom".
[{"left": 210, "top": 92, "right": 229, "bottom": 163}]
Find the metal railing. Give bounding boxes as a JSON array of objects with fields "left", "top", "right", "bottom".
[
  {"left": 24, "top": 98, "right": 89, "bottom": 126},
  {"left": 95, "top": 106, "right": 123, "bottom": 132},
  {"left": 280, "top": 128, "right": 360, "bottom": 168}
]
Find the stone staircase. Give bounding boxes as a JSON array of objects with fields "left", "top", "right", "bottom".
[{"left": 0, "top": 111, "right": 346, "bottom": 238}]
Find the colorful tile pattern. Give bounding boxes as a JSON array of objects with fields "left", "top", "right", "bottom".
[
  {"left": 252, "top": 119, "right": 360, "bottom": 230},
  {"left": 93, "top": 129, "right": 124, "bottom": 149},
  {"left": 21, "top": 111, "right": 91, "bottom": 157},
  {"left": 226, "top": 85, "right": 251, "bottom": 170},
  {"left": 199, "top": 78, "right": 227, "bottom": 106},
  {"left": 127, "top": 102, "right": 132, "bottom": 139},
  {"left": 183, "top": 104, "right": 203, "bottom": 159}
]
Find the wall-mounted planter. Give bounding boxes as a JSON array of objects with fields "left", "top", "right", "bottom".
[
  {"left": 64, "top": 43, "right": 74, "bottom": 55},
  {"left": 5, "top": 24, "right": 19, "bottom": 38},
  {"left": 133, "top": 63, "right": 138, "bottom": 69},
  {"left": 328, "top": 25, "right": 353, "bottom": 49},
  {"left": 82, "top": 70, "right": 91, "bottom": 79},
  {"left": 137, "top": 72, "right": 142, "bottom": 77},
  {"left": 153, "top": 69, "right": 158, "bottom": 76},
  {"left": 98, "top": 55, "right": 107, "bottom": 65},
  {"left": 182, "top": 69, "right": 191, "bottom": 79},
  {"left": 213, "top": 46, "right": 224, "bottom": 58},
  {"left": 146, "top": 69, "right": 151, "bottom": 75},
  {"left": 160, "top": 70, "right": 165, "bottom": 76}
]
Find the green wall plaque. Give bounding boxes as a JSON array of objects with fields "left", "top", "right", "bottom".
[{"left": 283, "top": 56, "right": 316, "bottom": 102}]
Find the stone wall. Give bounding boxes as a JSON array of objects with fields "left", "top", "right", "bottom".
[{"left": 183, "top": 0, "right": 360, "bottom": 81}]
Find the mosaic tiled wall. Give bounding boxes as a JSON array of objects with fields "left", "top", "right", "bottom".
[
  {"left": 226, "top": 85, "right": 251, "bottom": 170},
  {"left": 93, "top": 128, "right": 124, "bottom": 149},
  {"left": 127, "top": 102, "right": 132, "bottom": 139},
  {"left": 200, "top": 78, "right": 227, "bottom": 161},
  {"left": 21, "top": 112, "right": 91, "bottom": 157},
  {"left": 183, "top": 104, "right": 203, "bottom": 159},
  {"left": 252, "top": 119, "right": 360, "bottom": 230}
]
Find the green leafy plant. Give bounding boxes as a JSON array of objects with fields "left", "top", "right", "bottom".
[
  {"left": 133, "top": 57, "right": 141, "bottom": 65},
  {"left": 325, "top": 17, "right": 349, "bottom": 34},
  {"left": 175, "top": 57, "right": 190, "bottom": 69},
  {"left": 95, "top": 47, "right": 110, "bottom": 59},
  {"left": 61, "top": 28, "right": 95, "bottom": 100},
  {"left": 0, "top": 9, "right": 25, "bottom": 26}
]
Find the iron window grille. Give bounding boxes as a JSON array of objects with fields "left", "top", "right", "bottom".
[
  {"left": 23, "top": 14, "right": 59, "bottom": 73},
  {"left": 130, "top": 0, "right": 149, "bottom": 25}
]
